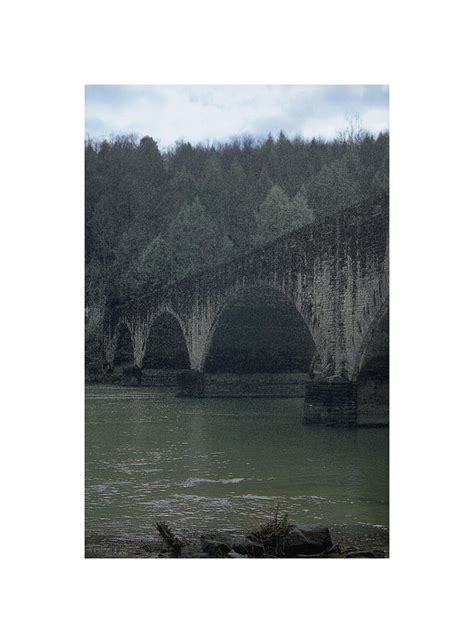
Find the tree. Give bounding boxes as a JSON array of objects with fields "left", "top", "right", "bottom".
[
  {"left": 198, "top": 153, "right": 226, "bottom": 233},
  {"left": 224, "top": 159, "right": 255, "bottom": 251},
  {"left": 132, "top": 136, "right": 167, "bottom": 237},
  {"left": 255, "top": 162, "right": 273, "bottom": 202},
  {"left": 137, "top": 235, "right": 174, "bottom": 289},
  {"left": 253, "top": 184, "right": 313, "bottom": 245},
  {"left": 307, "top": 155, "right": 363, "bottom": 217},
  {"left": 371, "top": 133, "right": 389, "bottom": 196},
  {"left": 291, "top": 185, "right": 314, "bottom": 227},
  {"left": 168, "top": 197, "right": 221, "bottom": 277}
]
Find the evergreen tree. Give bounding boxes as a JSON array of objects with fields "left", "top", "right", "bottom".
[
  {"left": 254, "top": 184, "right": 313, "bottom": 245},
  {"left": 132, "top": 136, "right": 167, "bottom": 237},
  {"left": 290, "top": 185, "right": 314, "bottom": 226},
  {"left": 168, "top": 197, "right": 220, "bottom": 277},
  {"left": 307, "top": 155, "right": 363, "bottom": 217},
  {"left": 137, "top": 235, "right": 174, "bottom": 289},
  {"left": 198, "top": 153, "right": 226, "bottom": 233},
  {"left": 225, "top": 159, "right": 255, "bottom": 250}
]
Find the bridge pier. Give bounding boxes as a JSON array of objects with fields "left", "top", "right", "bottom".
[
  {"left": 122, "top": 366, "right": 142, "bottom": 386},
  {"left": 177, "top": 370, "right": 206, "bottom": 397},
  {"left": 303, "top": 380, "right": 357, "bottom": 426}
]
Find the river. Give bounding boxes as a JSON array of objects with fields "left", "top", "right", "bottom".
[{"left": 85, "top": 386, "right": 389, "bottom": 552}]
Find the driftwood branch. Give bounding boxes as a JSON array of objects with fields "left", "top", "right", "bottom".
[{"left": 155, "top": 520, "right": 185, "bottom": 555}]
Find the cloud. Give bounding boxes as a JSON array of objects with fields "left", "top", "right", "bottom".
[{"left": 85, "top": 85, "right": 389, "bottom": 147}]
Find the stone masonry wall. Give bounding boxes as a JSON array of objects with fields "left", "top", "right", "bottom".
[{"left": 108, "top": 197, "right": 389, "bottom": 380}]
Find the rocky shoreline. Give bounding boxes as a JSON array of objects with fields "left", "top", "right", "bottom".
[{"left": 85, "top": 521, "right": 388, "bottom": 559}]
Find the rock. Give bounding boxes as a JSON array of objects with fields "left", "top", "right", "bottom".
[
  {"left": 227, "top": 551, "right": 249, "bottom": 558},
  {"left": 245, "top": 522, "right": 332, "bottom": 557},
  {"left": 201, "top": 540, "right": 231, "bottom": 556},
  {"left": 281, "top": 525, "right": 332, "bottom": 557},
  {"left": 231, "top": 537, "right": 265, "bottom": 558},
  {"left": 200, "top": 534, "right": 232, "bottom": 557},
  {"left": 298, "top": 525, "right": 332, "bottom": 548}
]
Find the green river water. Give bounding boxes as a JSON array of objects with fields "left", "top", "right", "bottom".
[{"left": 85, "top": 386, "right": 389, "bottom": 550}]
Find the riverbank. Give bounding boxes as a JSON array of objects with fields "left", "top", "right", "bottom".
[{"left": 85, "top": 523, "right": 388, "bottom": 559}]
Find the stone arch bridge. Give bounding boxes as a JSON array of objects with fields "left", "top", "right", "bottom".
[{"left": 104, "top": 197, "right": 389, "bottom": 425}]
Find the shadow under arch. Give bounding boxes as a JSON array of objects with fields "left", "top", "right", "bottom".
[
  {"left": 201, "top": 285, "right": 318, "bottom": 374},
  {"left": 143, "top": 309, "right": 191, "bottom": 370},
  {"left": 114, "top": 320, "right": 134, "bottom": 367},
  {"left": 353, "top": 303, "right": 389, "bottom": 425},
  {"left": 351, "top": 300, "right": 389, "bottom": 383}
]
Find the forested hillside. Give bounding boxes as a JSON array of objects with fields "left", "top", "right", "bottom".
[{"left": 85, "top": 128, "right": 388, "bottom": 368}]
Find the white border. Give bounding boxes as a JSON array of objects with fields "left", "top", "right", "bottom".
[{"left": 3, "top": 1, "right": 473, "bottom": 641}]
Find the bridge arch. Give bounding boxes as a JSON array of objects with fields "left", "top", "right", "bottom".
[
  {"left": 351, "top": 298, "right": 389, "bottom": 383},
  {"left": 142, "top": 309, "right": 191, "bottom": 370},
  {"left": 199, "top": 285, "right": 319, "bottom": 374},
  {"left": 352, "top": 302, "right": 389, "bottom": 425}
]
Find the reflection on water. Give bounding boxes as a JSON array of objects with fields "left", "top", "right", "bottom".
[{"left": 86, "top": 386, "right": 388, "bottom": 547}]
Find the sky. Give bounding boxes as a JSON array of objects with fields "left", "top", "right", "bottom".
[{"left": 85, "top": 85, "right": 389, "bottom": 148}]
